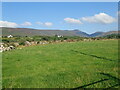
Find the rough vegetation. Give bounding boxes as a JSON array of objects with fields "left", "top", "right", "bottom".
[{"left": 1, "top": 34, "right": 120, "bottom": 52}]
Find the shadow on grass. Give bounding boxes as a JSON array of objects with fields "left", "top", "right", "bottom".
[
  {"left": 100, "top": 73, "right": 120, "bottom": 81},
  {"left": 72, "top": 73, "right": 120, "bottom": 89},
  {"left": 71, "top": 50, "right": 116, "bottom": 61},
  {"left": 100, "top": 73, "right": 120, "bottom": 89},
  {"left": 105, "top": 83, "right": 120, "bottom": 89},
  {"left": 71, "top": 50, "right": 119, "bottom": 88},
  {"left": 71, "top": 79, "right": 109, "bottom": 89}
]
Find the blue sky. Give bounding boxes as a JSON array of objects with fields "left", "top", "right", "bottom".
[{"left": 2, "top": 2, "right": 118, "bottom": 34}]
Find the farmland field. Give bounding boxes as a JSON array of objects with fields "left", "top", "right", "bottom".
[{"left": 2, "top": 40, "right": 119, "bottom": 88}]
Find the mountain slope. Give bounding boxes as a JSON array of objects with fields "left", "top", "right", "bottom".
[
  {"left": 89, "top": 31, "right": 120, "bottom": 37},
  {"left": 100, "top": 31, "right": 120, "bottom": 37},
  {"left": 89, "top": 32, "right": 104, "bottom": 37},
  {"left": 1, "top": 27, "right": 89, "bottom": 37},
  {"left": 1, "top": 27, "right": 119, "bottom": 37}
]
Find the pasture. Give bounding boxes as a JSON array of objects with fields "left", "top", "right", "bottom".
[{"left": 2, "top": 40, "right": 119, "bottom": 88}]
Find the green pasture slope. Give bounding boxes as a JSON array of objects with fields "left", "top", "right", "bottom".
[{"left": 2, "top": 40, "right": 119, "bottom": 88}]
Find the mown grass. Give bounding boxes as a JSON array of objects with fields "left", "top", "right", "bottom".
[{"left": 2, "top": 40, "right": 119, "bottom": 88}]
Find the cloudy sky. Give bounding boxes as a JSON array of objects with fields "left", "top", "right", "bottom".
[{"left": 1, "top": 2, "right": 118, "bottom": 34}]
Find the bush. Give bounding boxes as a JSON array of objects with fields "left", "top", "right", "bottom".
[{"left": 19, "top": 41, "right": 25, "bottom": 45}]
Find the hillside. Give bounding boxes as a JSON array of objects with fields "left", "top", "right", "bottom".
[
  {"left": 2, "top": 27, "right": 89, "bottom": 37},
  {"left": 89, "top": 31, "right": 120, "bottom": 37},
  {"left": 89, "top": 32, "right": 105, "bottom": 37},
  {"left": 100, "top": 31, "right": 120, "bottom": 37},
  {"left": 1, "top": 27, "right": 119, "bottom": 37}
]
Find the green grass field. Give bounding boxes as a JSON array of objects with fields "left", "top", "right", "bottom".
[{"left": 2, "top": 40, "right": 119, "bottom": 88}]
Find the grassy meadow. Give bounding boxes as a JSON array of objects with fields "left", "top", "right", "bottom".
[{"left": 2, "top": 40, "right": 119, "bottom": 88}]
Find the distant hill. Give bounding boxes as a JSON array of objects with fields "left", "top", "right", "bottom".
[
  {"left": 1, "top": 27, "right": 119, "bottom": 37},
  {"left": 89, "top": 32, "right": 105, "bottom": 37},
  {"left": 100, "top": 31, "right": 120, "bottom": 37},
  {"left": 1, "top": 27, "right": 89, "bottom": 37},
  {"left": 90, "top": 31, "right": 120, "bottom": 37}
]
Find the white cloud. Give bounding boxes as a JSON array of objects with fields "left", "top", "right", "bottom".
[
  {"left": 81, "top": 13, "right": 116, "bottom": 24},
  {"left": 36, "top": 22, "right": 53, "bottom": 27},
  {"left": 21, "top": 22, "right": 32, "bottom": 26},
  {"left": 44, "top": 22, "right": 53, "bottom": 26},
  {"left": 64, "top": 18, "right": 82, "bottom": 24},
  {"left": 0, "top": 21, "right": 18, "bottom": 27}
]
